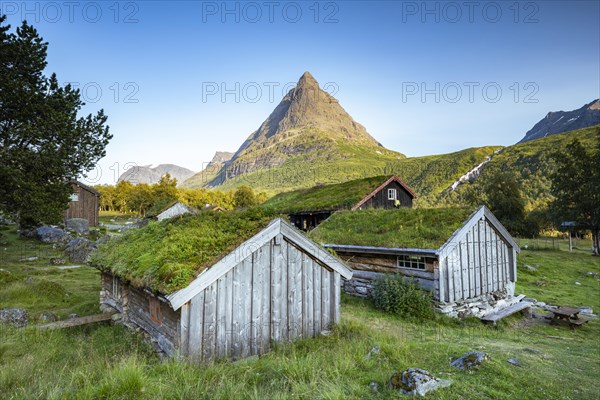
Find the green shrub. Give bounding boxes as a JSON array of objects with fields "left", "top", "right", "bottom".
[{"left": 372, "top": 274, "right": 434, "bottom": 319}]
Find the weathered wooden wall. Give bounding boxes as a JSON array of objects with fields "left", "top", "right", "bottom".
[
  {"left": 180, "top": 233, "right": 341, "bottom": 362},
  {"left": 100, "top": 272, "right": 180, "bottom": 356},
  {"left": 64, "top": 182, "right": 99, "bottom": 226},
  {"left": 336, "top": 252, "right": 436, "bottom": 296},
  {"left": 437, "top": 217, "right": 515, "bottom": 303}
]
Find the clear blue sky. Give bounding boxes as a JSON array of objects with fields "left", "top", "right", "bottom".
[{"left": 3, "top": 1, "right": 599, "bottom": 184}]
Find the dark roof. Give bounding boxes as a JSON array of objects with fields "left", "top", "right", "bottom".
[
  {"left": 72, "top": 181, "right": 100, "bottom": 196},
  {"left": 263, "top": 175, "right": 416, "bottom": 214}
]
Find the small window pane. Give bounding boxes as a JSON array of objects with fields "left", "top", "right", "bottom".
[{"left": 388, "top": 189, "right": 397, "bottom": 200}]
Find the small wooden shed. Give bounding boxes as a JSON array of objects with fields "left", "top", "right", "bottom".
[
  {"left": 310, "top": 206, "right": 521, "bottom": 318},
  {"left": 94, "top": 213, "right": 352, "bottom": 361},
  {"left": 64, "top": 181, "right": 100, "bottom": 226},
  {"left": 264, "top": 175, "right": 417, "bottom": 231}
]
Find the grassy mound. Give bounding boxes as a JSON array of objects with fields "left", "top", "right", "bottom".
[{"left": 91, "top": 208, "right": 278, "bottom": 294}]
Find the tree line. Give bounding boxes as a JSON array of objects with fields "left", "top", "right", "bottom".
[{"left": 94, "top": 175, "right": 267, "bottom": 216}]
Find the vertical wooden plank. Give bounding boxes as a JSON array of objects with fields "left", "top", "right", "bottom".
[
  {"left": 313, "top": 260, "right": 322, "bottom": 335},
  {"left": 180, "top": 302, "right": 190, "bottom": 358},
  {"left": 486, "top": 222, "right": 493, "bottom": 293},
  {"left": 279, "top": 240, "right": 288, "bottom": 342},
  {"left": 465, "top": 232, "right": 474, "bottom": 298},
  {"left": 460, "top": 241, "right": 469, "bottom": 300},
  {"left": 488, "top": 223, "right": 497, "bottom": 292},
  {"left": 321, "top": 268, "right": 331, "bottom": 329},
  {"left": 188, "top": 292, "right": 204, "bottom": 361},
  {"left": 271, "top": 236, "right": 283, "bottom": 343},
  {"left": 303, "top": 252, "right": 314, "bottom": 336},
  {"left": 477, "top": 220, "right": 486, "bottom": 295},
  {"left": 287, "top": 244, "right": 302, "bottom": 340},
  {"left": 215, "top": 275, "right": 227, "bottom": 359},
  {"left": 437, "top": 257, "right": 445, "bottom": 302},
  {"left": 447, "top": 257, "right": 454, "bottom": 303},
  {"left": 251, "top": 251, "right": 262, "bottom": 355},
  {"left": 260, "top": 243, "right": 271, "bottom": 354},
  {"left": 232, "top": 260, "right": 243, "bottom": 359},
  {"left": 511, "top": 248, "right": 517, "bottom": 282},
  {"left": 470, "top": 226, "right": 479, "bottom": 297},
  {"left": 332, "top": 272, "right": 341, "bottom": 325},
  {"left": 453, "top": 247, "right": 462, "bottom": 301},
  {"left": 224, "top": 269, "right": 233, "bottom": 358},
  {"left": 203, "top": 282, "right": 217, "bottom": 362},
  {"left": 240, "top": 256, "right": 253, "bottom": 358}
]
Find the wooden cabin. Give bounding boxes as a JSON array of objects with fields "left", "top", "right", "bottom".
[
  {"left": 309, "top": 206, "right": 521, "bottom": 318},
  {"left": 156, "top": 201, "right": 198, "bottom": 221},
  {"left": 263, "top": 175, "right": 417, "bottom": 231},
  {"left": 65, "top": 181, "right": 100, "bottom": 226},
  {"left": 94, "top": 214, "right": 352, "bottom": 361}
]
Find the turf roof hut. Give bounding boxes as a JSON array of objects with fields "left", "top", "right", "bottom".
[
  {"left": 155, "top": 201, "right": 198, "bottom": 221},
  {"left": 264, "top": 175, "right": 417, "bottom": 231},
  {"left": 92, "top": 210, "right": 353, "bottom": 362},
  {"left": 309, "top": 206, "right": 521, "bottom": 318}
]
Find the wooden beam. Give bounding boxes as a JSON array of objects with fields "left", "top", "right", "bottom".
[{"left": 35, "top": 311, "right": 117, "bottom": 329}]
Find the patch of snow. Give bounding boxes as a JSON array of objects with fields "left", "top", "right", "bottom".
[
  {"left": 450, "top": 156, "right": 492, "bottom": 191},
  {"left": 553, "top": 116, "right": 564, "bottom": 124},
  {"left": 567, "top": 116, "right": 579, "bottom": 122}
]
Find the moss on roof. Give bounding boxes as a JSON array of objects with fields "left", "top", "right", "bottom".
[
  {"left": 308, "top": 208, "right": 473, "bottom": 250},
  {"left": 263, "top": 175, "right": 401, "bottom": 213},
  {"left": 90, "top": 208, "right": 277, "bottom": 294}
]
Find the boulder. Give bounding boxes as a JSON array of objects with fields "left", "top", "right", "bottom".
[
  {"left": 450, "top": 351, "right": 489, "bottom": 370},
  {"left": 65, "top": 218, "right": 89, "bottom": 235},
  {"left": 388, "top": 368, "right": 452, "bottom": 397},
  {"left": 520, "top": 264, "right": 538, "bottom": 272},
  {"left": 0, "top": 308, "right": 28, "bottom": 327},
  {"left": 35, "top": 226, "right": 72, "bottom": 243},
  {"left": 65, "top": 238, "right": 97, "bottom": 263},
  {"left": 50, "top": 257, "right": 65, "bottom": 265},
  {"left": 39, "top": 312, "right": 58, "bottom": 323},
  {"left": 68, "top": 313, "right": 79, "bottom": 319}
]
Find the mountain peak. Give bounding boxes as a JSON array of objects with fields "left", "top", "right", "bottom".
[
  {"left": 297, "top": 71, "right": 318, "bottom": 87},
  {"left": 518, "top": 99, "right": 600, "bottom": 143}
]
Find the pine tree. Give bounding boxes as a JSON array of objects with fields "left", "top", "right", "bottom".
[{"left": 0, "top": 16, "right": 111, "bottom": 227}]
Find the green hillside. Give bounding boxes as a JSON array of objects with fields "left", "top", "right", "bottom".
[
  {"left": 452, "top": 125, "right": 600, "bottom": 209},
  {"left": 205, "top": 141, "right": 500, "bottom": 202}
]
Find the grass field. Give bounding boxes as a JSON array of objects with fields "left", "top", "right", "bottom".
[{"left": 1, "top": 224, "right": 599, "bottom": 399}]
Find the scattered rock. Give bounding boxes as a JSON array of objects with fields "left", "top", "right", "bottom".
[
  {"left": 320, "top": 330, "right": 332, "bottom": 337},
  {"left": 49, "top": 257, "right": 65, "bottom": 265},
  {"left": 507, "top": 358, "right": 521, "bottom": 366},
  {"left": 39, "top": 312, "right": 58, "bottom": 323},
  {"left": 24, "top": 276, "right": 34, "bottom": 283},
  {"left": 0, "top": 308, "right": 29, "bottom": 327},
  {"left": 523, "top": 298, "right": 537, "bottom": 303},
  {"left": 575, "top": 282, "right": 581, "bottom": 285},
  {"left": 366, "top": 345, "right": 380, "bottom": 358},
  {"left": 579, "top": 306, "right": 593, "bottom": 314},
  {"left": 520, "top": 265, "right": 538, "bottom": 272},
  {"left": 35, "top": 226, "right": 72, "bottom": 243},
  {"left": 585, "top": 271, "right": 599, "bottom": 278},
  {"left": 96, "top": 234, "right": 112, "bottom": 245},
  {"left": 65, "top": 237, "right": 97, "bottom": 263},
  {"left": 450, "top": 351, "right": 489, "bottom": 370},
  {"left": 67, "top": 313, "right": 79, "bottom": 319},
  {"left": 65, "top": 218, "right": 89, "bottom": 235},
  {"left": 523, "top": 348, "right": 541, "bottom": 354},
  {"left": 111, "top": 313, "right": 123, "bottom": 322},
  {"left": 100, "top": 304, "right": 116, "bottom": 313},
  {"left": 19, "top": 256, "right": 38, "bottom": 262},
  {"left": 368, "top": 381, "right": 379, "bottom": 393},
  {"left": 388, "top": 368, "right": 452, "bottom": 397}
]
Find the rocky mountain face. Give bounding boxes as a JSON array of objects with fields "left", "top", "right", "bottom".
[
  {"left": 518, "top": 99, "right": 600, "bottom": 143},
  {"left": 118, "top": 164, "right": 195, "bottom": 186},
  {"left": 202, "top": 71, "right": 402, "bottom": 189},
  {"left": 181, "top": 151, "right": 233, "bottom": 188}
]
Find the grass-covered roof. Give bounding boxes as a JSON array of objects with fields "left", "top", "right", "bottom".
[
  {"left": 308, "top": 208, "right": 473, "bottom": 250},
  {"left": 263, "top": 175, "right": 402, "bottom": 213},
  {"left": 91, "top": 208, "right": 277, "bottom": 294}
]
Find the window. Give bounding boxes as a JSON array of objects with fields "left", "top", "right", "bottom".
[
  {"left": 112, "top": 276, "right": 121, "bottom": 299},
  {"left": 397, "top": 255, "right": 426, "bottom": 270},
  {"left": 70, "top": 193, "right": 79, "bottom": 202},
  {"left": 149, "top": 297, "right": 162, "bottom": 325},
  {"left": 388, "top": 188, "right": 397, "bottom": 200}
]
